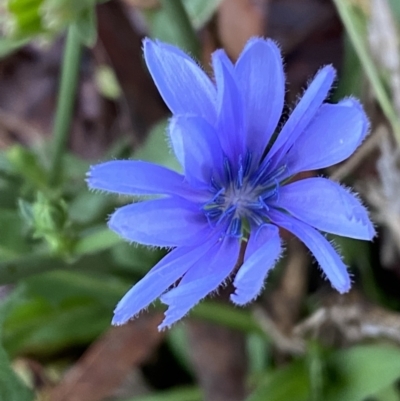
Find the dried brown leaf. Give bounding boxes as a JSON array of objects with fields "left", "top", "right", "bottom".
[{"left": 48, "top": 313, "right": 164, "bottom": 401}]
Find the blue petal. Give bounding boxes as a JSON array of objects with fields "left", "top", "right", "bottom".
[
  {"left": 169, "top": 116, "right": 224, "bottom": 185},
  {"left": 235, "top": 38, "right": 285, "bottom": 163},
  {"left": 87, "top": 160, "right": 201, "bottom": 200},
  {"left": 158, "top": 237, "right": 240, "bottom": 329},
  {"left": 109, "top": 197, "right": 209, "bottom": 247},
  {"left": 112, "top": 242, "right": 214, "bottom": 325},
  {"left": 144, "top": 39, "right": 217, "bottom": 122},
  {"left": 231, "top": 225, "right": 281, "bottom": 305},
  {"left": 269, "top": 209, "right": 351, "bottom": 293},
  {"left": 285, "top": 99, "right": 369, "bottom": 174},
  {"left": 273, "top": 178, "right": 375, "bottom": 240},
  {"left": 267, "top": 66, "right": 336, "bottom": 166},
  {"left": 212, "top": 50, "right": 247, "bottom": 162}
]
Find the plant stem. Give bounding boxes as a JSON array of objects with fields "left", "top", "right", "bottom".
[
  {"left": 49, "top": 25, "right": 82, "bottom": 185},
  {"left": 333, "top": 0, "right": 400, "bottom": 144},
  {"left": 160, "top": 0, "right": 200, "bottom": 58}
]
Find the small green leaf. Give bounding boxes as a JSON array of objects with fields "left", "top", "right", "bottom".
[
  {"left": 246, "top": 359, "right": 310, "bottom": 401},
  {"left": 143, "top": 0, "right": 222, "bottom": 47},
  {"left": 95, "top": 65, "right": 121, "bottom": 99},
  {"left": 183, "top": 0, "right": 223, "bottom": 29},
  {"left": 325, "top": 345, "right": 400, "bottom": 401}
]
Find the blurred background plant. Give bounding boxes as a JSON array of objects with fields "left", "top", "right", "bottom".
[{"left": 1, "top": 0, "right": 400, "bottom": 400}]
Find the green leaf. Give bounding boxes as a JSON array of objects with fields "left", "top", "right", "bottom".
[
  {"left": 325, "top": 345, "right": 400, "bottom": 401},
  {"left": 143, "top": 0, "right": 221, "bottom": 47},
  {"left": 0, "top": 210, "right": 31, "bottom": 260},
  {"left": 24, "top": 269, "right": 129, "bottom": 307},
  {"left": 334, "top": 34, "right": 363, "bottom": 100},
  {"left": 247, "top": 334, "right": 269, "bottom": 375},
  {"left": 192, "top": 302, "right": 263, "bottom": 335},
  {"left": 74, "top": 227, "right": 121, "bottom": 255},
  {"left": 69, "top": 190, "right": 114, "bottom": 225},
  {"left": 246, "top": 359, "right": 310, "bottom": 401},
  {"left": 142, "top": 0, "right": 221, "bottom": 56},
  {"left": 388, "top": 0, "right": 400, "bottom": 23},
  {"left": 4, "top": 296, "right": 110, "bottom": 356},
  {"left": 7, "top": 0, "right": 45, "bottom": 37},
  {"left": 4, "top": 270, "right": 130, "bottom": 356},
  {"left": 0, "top": 37, "right": 29, "bottom": 58},
  {"left": 110, "top": 242, "right": 165, "bottom": 275},
  {"left": 0, "top": 288, "right": 33, "bottom": 401},
  {"left": 133, "top": 120, "right": 181, "bottom": 172},
  {"left": 6, "top": 145, "right": 48, "bottom": 191},
  {"left": 166, "top": 326, "right": 192, "bottom": 373},
  {"left": 73, "top": 4, "right": 97, "bottom": 47},
  {"left": 183, "top": 0, "right": 223, "bottom": 29},
  {"left": 94, "top": 65, "right": 121, "bottom": 100},
  {"left": 0, "top": 249, "right": 115, "bottom": 284}
]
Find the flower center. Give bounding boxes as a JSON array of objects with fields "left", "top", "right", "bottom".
[{"left": 202, "top": 152, "right": 287, "bottom": 238}]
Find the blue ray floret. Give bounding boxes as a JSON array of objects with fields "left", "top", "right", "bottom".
[{"left": 87, "top": 37, "right": 375, "bottom": 330}]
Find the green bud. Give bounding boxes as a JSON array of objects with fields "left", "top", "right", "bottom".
[
  {"left": 6, "top": 145, "right": 47, "bottom": 190},
  {"left": 20, "top": 192, "right": 76, "bottom": 257}
]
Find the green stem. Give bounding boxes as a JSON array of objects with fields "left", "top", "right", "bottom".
[
  {"left": 49, "top": 25, "right": 82, "bottom": 185},
  {"left": 333, "top": 0, "right": 400, "bottom": 144},
  {"left": 160, "top": 0, "right": 200, "bottom": 58}
]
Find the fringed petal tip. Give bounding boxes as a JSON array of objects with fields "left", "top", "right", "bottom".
[
  {"left": 338, "top": 96, "right": 371, "bottom": 142},
  {"left": 326, "top": 267, "right": 352, "bottom": 294},
  {"left": 111, "top": 310, "right": 131, "bottom": 326},
  {"left": 230, "top": 290, "right": 255, "bottom": 306}
]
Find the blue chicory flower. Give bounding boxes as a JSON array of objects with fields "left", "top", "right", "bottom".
[{"left": 87, "top": 38, "right": 375, "bottom": 330}]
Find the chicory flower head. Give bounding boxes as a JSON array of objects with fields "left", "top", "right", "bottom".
[{"left": 88, "top": 38, "right": 375, "bottom": 330}]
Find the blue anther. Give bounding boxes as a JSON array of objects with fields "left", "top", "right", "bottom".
[
  {"left": 251, "top": 158, "right": 271, "bottom": 186},
  {"left": 248, "top": 201, "right": 264, "bottom": 210},
  {"left": 211, "top": 176, "right": 221, "bottom": 191},
  {"left": 236, "top": 163, "right": 244, "bottom": 189},
  {"left": 243, "top": 151, "right": 252, "bottom": 177},
  {"left": 223, "top": 157, "right": 233, "bottom": 184},
  {"left": 258, "top": 195, "right": 269, "bottom": 211},
  {"left": 250, "top": 214, "right": 265, "bottom": 226},
  {"left": 217, "top": 204, "right": 236, "bottom": 225},
  {"left": 229, "top": 217, "right": 242, "bottom": 237}
]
